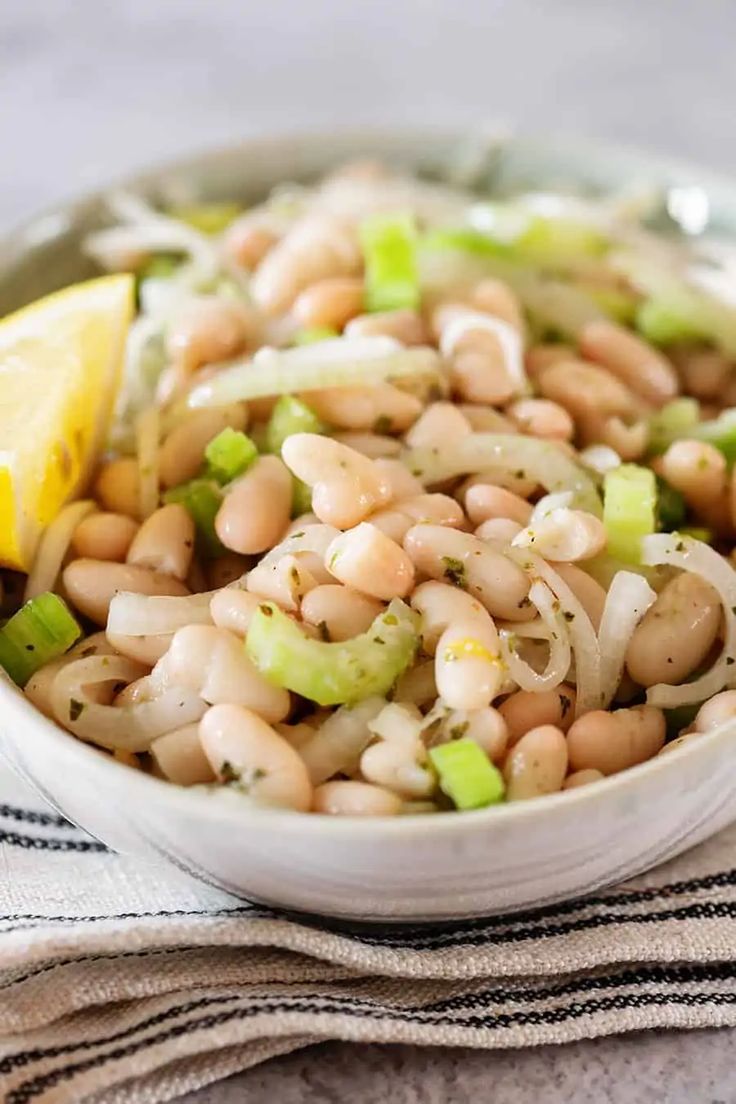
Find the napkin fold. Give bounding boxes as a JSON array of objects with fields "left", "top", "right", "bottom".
[{"left": 2, "top": 760, "right": 736, "bottom": 1104}]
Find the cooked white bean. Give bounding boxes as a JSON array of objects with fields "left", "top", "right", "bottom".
[
  {"left": 465, "top": 485, "right": 532, "bottom": 527},
  {"left": 250, "top": 213, "right": 361, "bottom": 315},
  {"left": 325, "top": 524, "right": 414, "bottom": 600},
  {"left": 498, "top": 685, "right": 577, "bottom": 746},
  {"left": 457, "top": 404, "right": 517, "bottom": 433},
  {"left": 435, "top": 613, "right": 504, "bottom": 710},
  {"left": 506, "top": 398, "right": 574, "bottom": 441},
  {"left": 158, "top": 405, "right": 248, "bottom": 490},
  {"left": 566, "top": 704, "right": 665, "bottom": 774},
  {"left": 367, "top": 508, "right": 414, "bottom": 543},
  {"left": 312, "top": 780, "right": 402, "bottom": 816},
  {"left": 695, "top": 690, "right": 736, "bottom": 733},
  {"left": 552, "top": 563, "right": 607, "bottom": 631},
  {"left": 282, "top": 434, "right": 391, "bottom": 528},
  {"left": 292, "top": 276, "right": 364, "bottom": 330},
  {"left": 537, "top": 358, "right": 641, "bottom": 444},
  {"left": 403, "top": 525, "right": 532, "bottom": 621},
  {"left": 579, "top": 319, "right": 678, "bottom": 406},
  {"left": 563, "top": 768, "right": 604, "bottom": 789},
  {"left": 372, "top": 459, "right": 423, "bottom": 500},
  {"left": 332, "top": 432, "right": 402, "bottom": 458},
  {"left": 503, "top": 724, "right": 568, "bottom": 800},
  {"left": 474, "top": 517, "right": 524, "bottom": 543},
  {"left": 166, "top": 296, "right": 255, "bottom": 373},
  {"left": 659, "top": 440, "right": 727, "bottom": 508},
  {"left": 361, "top": 704, "right": 435, "bottom": 798},
  {"left": 151, "top": 624, "right": 290, "bottom": 722},
  {"left": 200, "top": 704, "right": 312, "bottom": 811},
  {"left": 299, "top": 698, "right": 385, "bottom": 784},
  {"left": 106, "top": 632, "right": 172, "bottom": 666},
  {"left": 392, "top": 659, "right": 438, "bottom": 706},
  {"left": 344, "top": 308, "right": 429, "bottom": 346},
  {"left": 307, "top": 383, "right": 422, "bottom": 432},
  {"left": 410, "top": 580, "right": 490, "bottom": 654},
  {"left": 62, "top": 559, "right": 189, "bottom": 626},
  {"left": 245, "top": 553, "right": 319, "bottom": 611},
  {"left": 209, "top": 588, "right": 262, "bottom": 636},
  {"left": 215, "top": 455, "right": 292, "bottom": 554},
  {"left": 301, "top": 584, "right": 383, "bottom": 641},
  {"left": 72, "top": 513, "right": 140, "bottom": 562},
  {"left": 435, "top": 707, "right": 508, "bottom": 763},
  {"left": 150, "top": 722, "right": 216, "bottom": 785},
  {"left": 625, "top": 572, "right": 721, "bottom": 688},
  {"left": 94, "top": 458, "right": 140, "bottom": 518},
  {"left": 126, "top": 504, "right": 195, "bottom": 580},
  {"left": 396, "top": 494, "right": 466, "bottom": 528},
  {"left": 223, "top": 215, "right": 279, "bottom": 270},
  {"left": 404, "top": 402, "right": 473, "bottom": 449}
]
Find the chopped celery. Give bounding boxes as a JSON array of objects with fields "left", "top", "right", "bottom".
[
  {"left": 428, "top": 739, "right": 505, "bottom": 810},
  {"left": 603, "top": 464, "right": 657, "bottom": 564},
  {"left": 470, "top": 202, "right": 609, "bottom": 267},
  {"left": 636, "top": 297, "right": 704, "bottom": 345},
  {"left": 292, "top": 326, "right": 339, "bottom": 346},
  {"left": 421, "top": 227, "right": 508, "bottom": 258},
  {"left": 164, "top": 479, "right": 223, "bottom": 556},
  {"left": 0, "top": 593, "right": 81, "bottom": 687},
  {"left": 578, "top": 282, "right": 638, "bottom": 324},
  {"left": 291, "top": 477, "right": 313, "bottom": 517},
  {"left": 655, "top": 476, "right": 687, "bottom": 532},
  {"left": 679, "top": 526, "right": 713, "bottom": 543},
  {"left": 691, "top": 410, "right": 736, "bottom": 463},
  {"left": 647, "top": 398, "right": 700, "bottom": 455},
  {"left": 137, "top": 253, "right": 180, "bottom": 280},
  {"left": 204, "top": 427, "right": 257, "bottom": 484},
  {"left": 266, "top": 395, "right": 325, "bottom": 455},
  {"left": 167, "top": 202, "right": 242, "bottom": 235},
  {"left": 360, "top": 212, "right": 420, "bottom": 313},
  {"left": 246, "top": 599, "right": 419, "bottom": 706}
]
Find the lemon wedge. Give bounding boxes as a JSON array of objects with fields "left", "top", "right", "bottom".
[{"left": 0, "top": 274, "right": 134, "bottom": 571}]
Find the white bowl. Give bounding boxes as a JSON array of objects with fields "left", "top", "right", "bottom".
[{"left": 2, "top": 128, "right": 736, "bottom": 922}]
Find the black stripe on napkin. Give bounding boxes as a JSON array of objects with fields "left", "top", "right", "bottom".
[
  {"left": 0, "top": 827, "right": 108, "bottom": 853},
  {"left": 6, "top": 963, "right": 736, "bottom": 1103},
  {"left": 0, "top": 805, "right": 76, "bottom": 830}
]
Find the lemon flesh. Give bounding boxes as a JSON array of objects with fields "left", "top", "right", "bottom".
[{"left": 0, "top": 274, "right": 134, "bottom": 571}]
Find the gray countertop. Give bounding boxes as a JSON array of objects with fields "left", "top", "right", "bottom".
[{"left": 4, "top": 1, "right": 736, "bottom": 1099}]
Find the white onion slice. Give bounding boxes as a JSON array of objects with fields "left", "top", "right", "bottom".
[
  {"left": 499, "top": 580, "right": 571, "bottom": 692},
  {"left": 50, "top": 655, "right": 206, "bottom": 752},
  {"left": 641, "top": 534, "right": 736, "bottom": 708},
  {"left": 187, "top": 337, "right": 442, "bottom": 407},
  {"left": 598, "top": 571, "right": 657, "bottom": 708},
  {"left": 258, "top": 524, "right": 340, "bottom": 570},
  {"left": 107, "top": 592, "right": 215, "bottom": 637},
  {"left": 24, "top": 499, "right": 96, "bottom": 601},
  {"left": 439, "top": 308, "right": 529, "bottom": 396},
  {"left": 507, "top": 548, "right": 601, "bottom": 716},
  {"left": 402, "top": 434, "right": 601, "bottom": 515}
]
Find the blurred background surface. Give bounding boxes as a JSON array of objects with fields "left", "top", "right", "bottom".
[{"left": 2, "top": 0, "right": 736, "bottom": 225}]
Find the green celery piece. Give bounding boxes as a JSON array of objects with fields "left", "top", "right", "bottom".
[
  {"left": 420, "top": 227, "right": 509, "bottom": 258},
  {"left": 292, "top": 326, "right": 339, "bottom": 346},
  {"left": 167, "top": 202, "right": 242, "bottom": 235},
  {"left": 647, "top": 398, "right": 701, "bottom": 455},
  {"left": 428, "top": 739, "right": 505, "bottom": 810},
  {"left": 246, "top": 599, "right": 419, "bottom": 706},
  {"left": 578, "top": 282, "right": 638, "bottom": 324},
  {"left": 692, "top": 410, "right": 736, "bottom": 463},
  {"left": 603, "top": 464, "right": 657, "bottom": 564},
  {"left": 636, "top": 297, "right": 705, "bottom": 345},
  {"left": 655, "top": 476, "right": 687, "bottom": 532},
  {"left": 469, "top": 202, "right": 608, "bottom": 267},
  {"left": 266, "top": 395, "right": 325, "bottom": 455},
  {"left": 678, "top": 526, "right": 712, "bottom": 543},
  {"left": 0, "top": 592, "right": 81, "bottom": 687},
  {"left": 291, "top": 477, "right": 313, "bottom": 517},
  {"left": 204, "top": 427, "right": 257, "bottom": 484},
  {"left": 137, "top": 253, "right": 180, "bottom": 280},
  {"left": 164, "top": 479, "right": 224, "bottom": 556},
  {"left": 360, "top": 212, "right": 420, "bottom": 313}
]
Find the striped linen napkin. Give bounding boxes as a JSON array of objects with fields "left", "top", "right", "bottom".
[{"left": 2, "top": 760, "right": 736, "bottom": 1104}]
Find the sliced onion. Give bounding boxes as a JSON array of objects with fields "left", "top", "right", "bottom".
[
  {"left": 24, "top": 500, "right": 96, "bottom": 601},
  {"left": 439, "top": 308, "right": 529, "bottom": 396},
  {"left": 258, "top": 524, "right": 340, "bottom": 570},
  {"left": 107, "top": 592, "right": 215, "bottom": 637},
  {"left": 187, "top": 337, "right": 442, "bottom": 407},
  {"left": 50, "top": 655, "right": 207, "bottom": 752},
  {"left": 598, "top": 571, "right": 656, "bottom": 708},
  {"left": 499, "top": 580, "right": 571, "bottom": 692},
  {"left": 507, "top": 548, "right": 601, "bottom": 716},
  {"left": 641, "top": 534, "right": 736, "bottom": 708},
  {"left": 403, "top": 433, "right": 601, "bottom": 515}
]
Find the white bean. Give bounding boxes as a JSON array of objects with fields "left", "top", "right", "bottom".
[
  {"left": 498, "top": 685, "right": 577, "bottom": 746},
  {"left": 566, "top": 705, "right": 666, "bottom": 774},
  {"left": 282, "top": 434, "right": 391, "bottom": 528},
  {"left": 435, "top": 613, "right": 504, "bottom": 711},
  {"left": 159, "top": 406, "right": 248, "bottom": 490},
  {"left": 312, "top": 780, "right": 402, "bottom": 816},
  {"left": 301, "top": 585, "right": 383, "bottom": 641},
  {"left": 126, "top": 504, "right": 195, "bottom": 580},
  {"left": 307, "top": 383, "right": 422, "bottom": 432},
  {"left": 625, "top": 573, "right": 721, "bottom": 688},
  {"left": 62, "top": 560, "right": 189, "bottom": 626},
  {"left": 695, "top": 690, "right": 736, "bottom": 733},
  {"left": 200, "top": 704, "right": 312, "bottom": 811},
  {"left": 410, "top": 580, "right": 494, "bottom": 654},
  {"left": 503, "top": 724, "right": 568, "bottom": 800},
  {"left": 215, "top": 456, "right": 292, "bottom": 554},
  {"left": 325, "top": 524, "right": 414, "bottom": 600},
  {"left": 150, "top": 722, "right": 216, "bottom": 785}
]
